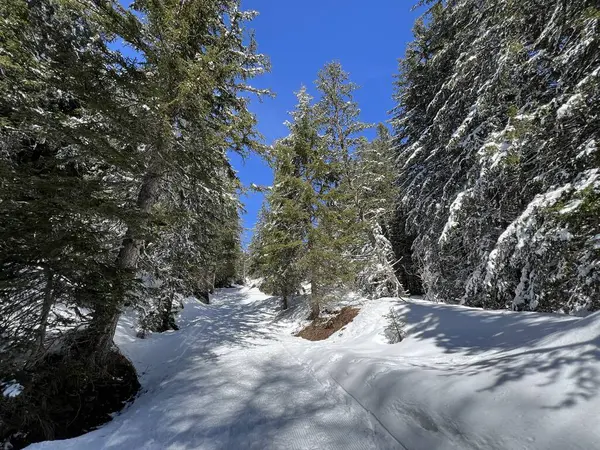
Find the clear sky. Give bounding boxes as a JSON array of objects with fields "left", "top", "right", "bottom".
[{"left": 232, "top": 1, "right": 423, "bottom": 246}]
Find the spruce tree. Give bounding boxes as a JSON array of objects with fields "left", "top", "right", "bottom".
[
  {"left": 355, "top": 125, "right": 403, "bottom": 298},
  {"left": 306, "top": 63, "right": 371, "bottom": 315},
  {"left": 0, "top": 0, "right": 146, "bottom": 371},
  {"left": 251, "top": 65, "right": 406, "bottom": 316},
  {"left": 250, "top": 88, "right": 316, "bottom": 310},
  {"left": 0, "top": 0, "right": 267, "bottom": 373},
  {"left": 392, "top": 0, "right": 599, "bottom": 312},
  {"left": 82, "top": 0, "right": 268, "bottom": 359}
]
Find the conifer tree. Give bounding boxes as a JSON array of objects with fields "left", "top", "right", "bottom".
[
  {"left": 251, "top": 64, "right": 406, "bottom": 316},
  {"left": 355, "top": 125, "right": 403, "bottom": 298},
  {"left": 0, "top": 0, "right": 146, "bottom": 371},
  {"left": 250, "top": 88, "right": 316, "bottom": 310},
  {"left": 314, "top": 62, "right": 370, "bottom": 183},
  {"left": 304, "top": 63, "right": 371, "bottom": 315},
  {"left": 392, "top": 0, "right": 599, "bottom": 312},
  {"left": 0, "top": 0, "right": 267, "bottom": 373},
  {"left": 81, "top": 0, "right": 268, "bottom": 359}
]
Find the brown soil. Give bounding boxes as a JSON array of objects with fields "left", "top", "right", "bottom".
[
  {"left": 1, "top": 350, "right": 140, "bottom": 450},
  {"left": 297, "top": 307, "right": 360, "bottom": 341}
]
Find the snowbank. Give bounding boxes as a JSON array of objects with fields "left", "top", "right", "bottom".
[
  {"left": 285, "top": 298, "right": 600, "bottom": 450},
  {"left": 26, "top": 289, "right": 399, "bottom": 450}
]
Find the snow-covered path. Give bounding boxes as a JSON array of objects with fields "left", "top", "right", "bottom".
[
  {"left": 29, "top": 288, "right": 401, "bottom": 450},
  {"left": 28, "top": 287, "right": 600, "bottom": 450}
]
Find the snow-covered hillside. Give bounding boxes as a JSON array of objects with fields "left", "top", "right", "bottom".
[{"left": 27, "top": 288, "right": 600, "bottom": 450}]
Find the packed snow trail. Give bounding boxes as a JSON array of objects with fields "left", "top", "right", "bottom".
[{"left": 29, "top": 287, "right": 400, "bottom": 450}]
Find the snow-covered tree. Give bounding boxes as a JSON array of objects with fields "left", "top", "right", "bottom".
[
  {"left": 0, "top": 0, "right": 267, "bottom": 373},
  {"left": 251, "top": 65, "right": 405, "bottom": 316},
  {"left": 249, "top": 88, "right": 316, "bottom": 310},
  {"left": 355, "top": 125, "right": 404, "bottom": 299},
  {"left": 80, "top": 0, "right": 268, "bottom": 360},
  {"left": 392, "top": 0, "right": 600, "bottom": 312},
  {"left": 314, "top": 64, "right": 402, "bottom": 301},
  {"left": 137, "top": 165, "right": 244, "bottom": 331},
  {"left": 0, "top": 0, "right": 145, "bottom": 373}
]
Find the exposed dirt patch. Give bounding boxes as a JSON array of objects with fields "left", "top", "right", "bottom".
[
  {"left": 297, "top": 307, "right": 360, "bottom": 341},
  {"left": 1, "top": 350, "right": 140, "bottom": 450}
]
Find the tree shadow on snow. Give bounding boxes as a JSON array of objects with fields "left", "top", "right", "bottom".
[
  {"left": 93, "top": 345, "right": 381, "bottom": 448},
  {"left": 396, "top": 302, "right": 600, "bottom": 410},
  {"left": 92, "top": 288, "right": 390, "bottom": 450}
]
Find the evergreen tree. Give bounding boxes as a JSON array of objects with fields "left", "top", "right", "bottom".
[
  {"left": 0, "top": 0, "right": 146, "bottom": 372},
  {"left": 306, "top": 63, "right": 371, "bottom": 315},
  {"left": 137, "top": 164, "right": 244, "bottom": 330},
  {"left": 250, "top": 88, "right": 316, "bottom": 310},
  {"left": 0, "top": 0, "right": 267, "bottom": 372},
  {"left": 251, "top": 64, "right": 403, "bottom": 317},
  {"left": 392, "top": 0, "right": 600, "bottom": 312},
  {"left": 355, "top": 125, "right": 403, "bottom": 298},
  {"left": 81, "top": 0, "right": 268, "bottom": 359},
  {"left": 251, "top": 64, "right": 407, "bottom": 317},
  {"left": 314, "top": 62, "right": 370, "bottom": 183}
]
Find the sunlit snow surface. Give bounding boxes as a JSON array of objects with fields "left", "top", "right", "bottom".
[{"left": 28, "top": 288, "right": 600, "bottom": 450}]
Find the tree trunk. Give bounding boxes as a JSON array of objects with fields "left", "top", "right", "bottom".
[
  {"left": 195, "top": 288, "right": 210, "bottom": 304},
  {"left": 88, "top": 170, "right": 162, "bottom": 361},
  {"left": 282, "top": 292, "right": 288, "bottom": 310},
  {"left": 116, "top": 172, "right": 161, "bottom": 271},
  {"left": 160, "top": 289, "right": 176, "bottom": 331},
  {"left": 390, "top": 212, "right": 424, "bottom": 295},
  {"left": 88, "top": 301, "right": 121, "bottom": 360},
  {"left": 306, "top": 229, "right": 320, "bottom": 320},
  {"left": 309, "top": 277, "right": 320, "bottom": 320},
  {"left": 34, "top": 268, "right": 54, "bottom": 359}
]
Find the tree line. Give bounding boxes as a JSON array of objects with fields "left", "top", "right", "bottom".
[
  {"left": 391, "top": 0, "right": 599, "bottom": 313},
  {"left": 250, "top": 0, "right": 599, "bottom": 316}
]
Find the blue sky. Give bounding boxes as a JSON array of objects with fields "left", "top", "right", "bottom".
[{"left": 232, "top": 1, "right": 423, "bottom": 246}]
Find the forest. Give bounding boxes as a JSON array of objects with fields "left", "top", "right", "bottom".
[{"left": 1, "top": 0, "right": 598, "bottom": 448}]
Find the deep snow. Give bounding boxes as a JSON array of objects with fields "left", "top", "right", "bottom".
[
  {"left": 293, "top": 299, "right": 600, "bottom": 450},
  {"left": 27, "top": 287, "right": 600, "bottom": 450}
]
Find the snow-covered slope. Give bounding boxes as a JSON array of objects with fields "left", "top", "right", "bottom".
[
  {"left": 286, "top": 299, "right": 600, "bottom": 450},
  {"left": 27, "top": 288, "right": 600, "bottom": 449}
]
